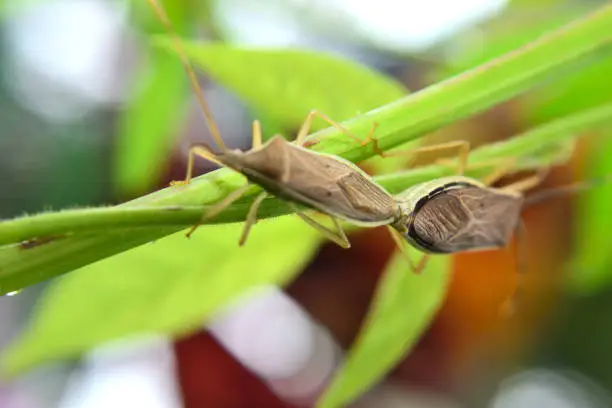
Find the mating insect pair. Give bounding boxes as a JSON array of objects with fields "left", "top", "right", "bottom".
[{"left": 146, "top": 0, "right": 549, "bottom": 277}]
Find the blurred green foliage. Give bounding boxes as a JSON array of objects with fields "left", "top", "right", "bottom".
[
  {"left": 114, "top": 47, "right": 189, "bottom": 196},
  {"left": 153, "top": 39, "right": 408, "bottom": 132},
  {"left": 569, "top": 133, "right": 612, "bottom": 294},
  {"left": 115, "top": 0, "right": 192, "bottom": 196},
  {"left": 2, "top": 3, "right": 612, "bottom": 408},
  {"left": 3, "top": 218, "right": 322, "bottom": 376},
  {"left": 318, "top": 250, "right": 450, "bottom": 408}
]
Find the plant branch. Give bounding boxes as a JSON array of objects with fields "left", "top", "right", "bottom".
[{"left": 2, "top": 101, "right": 611, "bottom": 247}]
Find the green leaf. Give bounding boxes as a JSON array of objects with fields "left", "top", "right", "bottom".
[
  {"left": 524, "top": 55, "right": 612, "bottom": 124},
  {"left": 317, "top": 250, "right": 450, "bottom": 408},
  {"left": 435, "top": 12, "right": 578, "bottom": 77},
  {"left": 433, "top": 7, "right": 612, "bottom": 128},
  {"left": 2, "top": 217, "right": 322, "bottom": 377},
  {"left": 153, "top": 40, "right": 408, "bottom": 131},
  {"left": 114, "top": 50, "right": 188, "bottom": 196},
  {"left": 566, "top": 131, "right": 612, "bottom": 294}
]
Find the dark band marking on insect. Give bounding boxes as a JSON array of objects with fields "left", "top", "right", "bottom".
[{"left": 407, "top": 181, "right": 477, "bottom": 253}]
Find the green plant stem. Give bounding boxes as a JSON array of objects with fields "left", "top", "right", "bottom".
[{"left": 1, "top": 101, "right": 611, "bottom": 247}]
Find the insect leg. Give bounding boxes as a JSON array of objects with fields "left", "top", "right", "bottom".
[
  {"left": 238, "top": 192, "right": 269, "bottom": 246},
  {"left": 500, "top": 167, "right": 550, "bottom": 193},
  {"left": 294, "top": 110, "right": 379, "bottom": 149},
  {"left": 280, "top": 139, "right": 291, "bottom": 183},
  {"left": 444, "top": 155, "right": 534, "bottom": 187},
  {"left": 252, "top": 120, "right": 263, "bottom": 149},
  {"left": 145, "top": 0, "right": 227, "bottom": 153},
  {"left": 500, "top": 220, "right": 528, "bottom": 317},
  {"left": 170, "top": 145, "right": 222, "bottom": 186},
  {"left": 185, "top": 184, "right": 252, "bottom": 238},
  {"left": 414, "top": 254, "right": 431, "bottom": 274},
  {"left": 386, "top": 226, "right": 431, "bottom": 274},
  {"left": 376, "top": 140, "right": 471, "bottom": 175},
  {"left": 291, "top": 205, "right": 351, "bottom": 249},
  {"left": 481, "top": 158, "right": 517, "bottom": 186}
]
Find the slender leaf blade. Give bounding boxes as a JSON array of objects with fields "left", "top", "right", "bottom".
[
  {"left": 114, "top": 50, "right": 188, "bottom": 195},
  {"left": 317, "top": 250, "right": 450, "bottom": 408},
  {"left": 567, "top": 131, "right": 612, "bottom": 294}
]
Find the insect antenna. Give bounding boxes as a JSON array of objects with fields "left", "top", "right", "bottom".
[
  {"left": 500, "top": 220, "right": 528, "bottom": 317},
  {"left": 523, "top": 176, "right": 612, "bottom": 207},
  {"left": 145, "top": 0, "right": 227, "bottom": 153}
]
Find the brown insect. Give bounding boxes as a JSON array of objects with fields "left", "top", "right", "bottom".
[
  {"left": 145, "top": 0, "right": 402, "bottom": 249},
  {"left": 377, "top": 158, "right": 546, "bottom": 270}
]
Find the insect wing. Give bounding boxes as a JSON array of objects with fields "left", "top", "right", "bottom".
[
  {"left": 231, "top": 138, "right": 396, "bottom": 225},
  {"left": 411, "top": 187, "right": 523, "bottom": 253}
]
